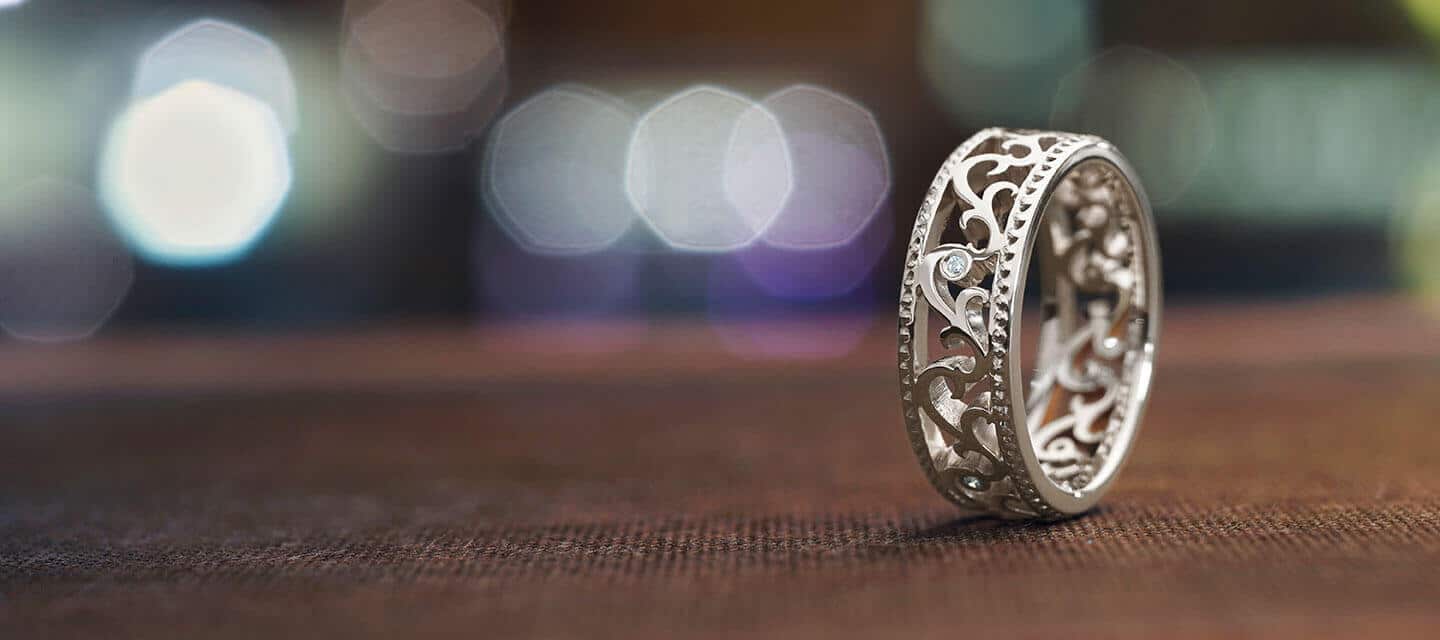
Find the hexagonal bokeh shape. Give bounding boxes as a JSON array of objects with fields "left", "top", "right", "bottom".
[
  {"left": 484, "top": 86, "right": 638, "bottom": 254},
  {"left": 1050, "top": 46, "right": 1213, "bottom": 205},
  {"left": 749, "top": 85, "right": 891, "bottom": 250},
  {"left": 101, "top": 80, "right": 293, "bottom": 266},
  {"left": 343, "top": 69, "right": 508, "bottom": 154},
  {"left": 343, "top": 0, "right": 506, "bottom": 115},
  {"left": 736, "top": 211, "right": 893, "bottom": 300},
  {"left": 341, "top": 0, "right": 509, "bottom": 152},
  {"left": 920, "top": 0, "right": 1095, "bottom": 125},
  {"left": 134, "top": 19, "right": 299, "bottom": 135},
  {"left": 0, "top": 178, "right": 133, "bottom": 342},
  {"left": 626, "top": 86, "right": 792, "bottom": 252}
]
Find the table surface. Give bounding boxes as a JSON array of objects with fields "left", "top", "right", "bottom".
[{"left": 3, "top": 296, "right": 1440, "bottom": 639}]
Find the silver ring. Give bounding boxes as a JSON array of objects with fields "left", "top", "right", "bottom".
[{"left": 898, "top": 128, "right": 1162, "bottom": 519}]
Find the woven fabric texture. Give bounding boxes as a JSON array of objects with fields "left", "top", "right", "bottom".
[{"left": 2, "top": 309, "right": 1439, "bottom": 638}]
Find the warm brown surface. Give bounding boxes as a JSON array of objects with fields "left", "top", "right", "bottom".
[{"left": 3, "top": 296, "right": 1440, "bottom": 638}]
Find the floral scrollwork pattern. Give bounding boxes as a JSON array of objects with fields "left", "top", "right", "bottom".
[{"left": 898, "top": 129, "right": 1154, "bottom": 519}]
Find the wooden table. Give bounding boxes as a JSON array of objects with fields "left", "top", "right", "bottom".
[{"left": 3, "top": 296, "right": 1439, "bottom": 638}]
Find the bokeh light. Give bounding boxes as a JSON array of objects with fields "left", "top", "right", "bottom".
[
  {"left": 734, "top": 212, "right": 891, "bottom": 301},
  {"left": 1402, "top": 0, "right": 1440, "bottom": 44},
  {"left": 627, "top": 86, "right": 791, "bottom": 252},
  {"left": 1394, "top": 153, "right": 1440, "bottom": 310},
  {"left": 1, "top": 24, "right": 113, "bottom": 191},
  {"left": 1170, "top": 56, "right": 1439, "bottom": 222},
  {"left": 133, "top": 19, "right": 299, "bottom": 135},
  {"left": 0, "top": 0, "right": 26, "bottom": 10},
  {"left": 0, "top": 178, "right": 133, "bottom": 342},
  {"left": 483, "top": 85, "right": 637, "bottom": 254},
  {"left": 0, "top": 65, "right": 17, "bottom": 189},
  {"left": 341, "top": 0, "right": 508, "bottom": 153},
  {"left": 1051, "top": 46, "right": 1214, "bottom": 205},
  {"left": 920, "top": 0, "right": 1095, "bottom": 125},
  {"left": 748, "top": 85, "right": 890, "bottom": 249},
  {"left": 100, "top": 80, "right": 293, "bottom": 266}
]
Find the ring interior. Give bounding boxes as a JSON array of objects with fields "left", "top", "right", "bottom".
[{"left": 1012, "top": 154, "right": 1159, "bottom": 511}]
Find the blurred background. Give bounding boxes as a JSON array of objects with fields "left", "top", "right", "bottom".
[
  {"left": 1, "top": 0, "right": 1438, "bottom": 352},
  {"left": 9, "top": 5, "right": 1440, "bottom": 636}
]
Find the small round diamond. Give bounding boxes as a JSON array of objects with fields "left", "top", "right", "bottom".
[
  {"left": 939, "top": 251, "right": 971, "bottom": 280},
  {"left": 960, "top": 475, "right": 985, "bottom": 491}
]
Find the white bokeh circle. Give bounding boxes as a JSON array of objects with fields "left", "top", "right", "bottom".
[
  {"left": 100, "top": 80, "right": 292, "bottom": 266},
  {"left": 626, "top": 86, "right": 792, "bottom": 252},
  {"left": 746, "top": 85, "right": 890, "bottom": 249},
  {"left": 133, "top": 19, "right": 299, "bottom": 135},
  {"left": 484, "top": 86, "right": 638, "bottom": 254}
]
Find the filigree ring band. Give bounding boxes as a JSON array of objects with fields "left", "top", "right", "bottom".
[{"left": 898, "top": 128, "right": 1162, "bottom": 519}]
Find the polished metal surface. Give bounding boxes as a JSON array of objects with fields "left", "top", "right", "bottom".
[{"left": 898, "top": 129, "right": 1162, "bottom": 519}]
